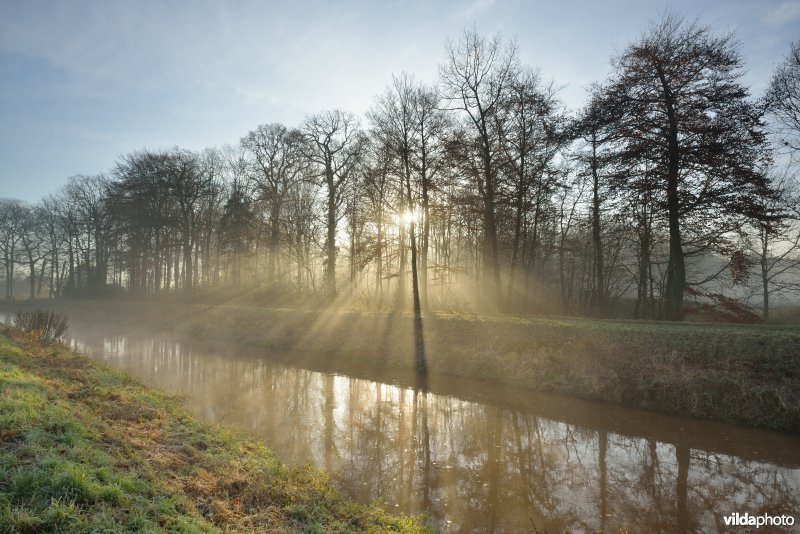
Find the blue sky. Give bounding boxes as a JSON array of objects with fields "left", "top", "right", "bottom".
[{"left": 1, "top": 0, "right": 798, "bottom": 201}]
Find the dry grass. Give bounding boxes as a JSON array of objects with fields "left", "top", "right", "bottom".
[{"left": 11, "top": 310, "right": 68, "bottom": 345}]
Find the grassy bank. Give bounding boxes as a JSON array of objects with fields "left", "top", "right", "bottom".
[
  {"left": 0, "top": 329, "right": 429, "bottom": 533},
  {"left": 4, "top": 299, "right": 800, "bottom": 433}
]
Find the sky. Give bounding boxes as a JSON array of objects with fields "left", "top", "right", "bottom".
[{"left": 1, "top": 0, "right": 798, "bottom": 202}]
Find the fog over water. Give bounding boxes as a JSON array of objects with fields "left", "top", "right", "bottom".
[{"left": 38, "top": 318, "right": 799, "bottom": 532}]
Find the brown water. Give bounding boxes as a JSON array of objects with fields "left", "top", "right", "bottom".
[{"left": 12, "top": 316, "right": 800, "bottom": 532}]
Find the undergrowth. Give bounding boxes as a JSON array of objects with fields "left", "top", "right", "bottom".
[{"left": 11, "top": 310, "right": 68, "bottom": 345}]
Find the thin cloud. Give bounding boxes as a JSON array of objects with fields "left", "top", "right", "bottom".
[
  {"left": 462, "top": 0, "right": 497, "bottom": 18},
  {"left": 1, "top": 0, "right": 798, "bottom": 201},
  {"left": 760, "top": 1, "right": 800, "bottom": 27}
]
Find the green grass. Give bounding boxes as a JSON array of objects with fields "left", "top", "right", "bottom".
[
  {"left": 0, "top": 330, "right": 431, "bottom": 533},
  {"left": 765, "top": 305, "right": 800, "bottom": 324}
]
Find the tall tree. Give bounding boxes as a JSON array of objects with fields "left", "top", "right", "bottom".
[
  {"left": 63, "top": 174, "right": 112, "bottom": 294},
  {"left": 111, "top": 150, "right": 172, "bottom": 293},
  {"left": 361, "top": 142, "right": 393, "bottom": 305},
  {"left": 571, "top": 90, "right": 612, "bottom": 312},
  {"left": 369, "top": 73, "right": 430, "bottom": 370},
  {"left": 604, "top": 13, "right": 770, "bottom": 319},
  {"left": 219, "top": 178, "right": 254, "bottom": 287},
  {"left": 283, "top": 180, "right": 321, "bottom": 294},
  {"left": 241, "top": 124, "right": 306, "bottom": 285},
  {"left": 302, "top": 110, "right": 367, "bottom": 299},
  {"left": 570, "top": 86, "right": 630, "bottom": 314},
  {"left": 167, "top": 149, "right": 212, "bottom": 291},
  {"left": 499, "top": 68, "right": 566, "bottom": 305},
  {"left": 39, "top": 195, "right": 66, "bottom": 297},
  {"left": 18, "top": 205, "right": 48, "bottom": 299},
  {"left": 412, "top": 85, "right": 448, "bottom": 309},
  {"left": 440, "top": 28, "right": 518, "bottom": 306},
  {"left": 369, "top": 73, "right": 430, "bottom": 316},
  {"left": 746, "top": 164, "right": 800, "bottom": 320},
  {"left": 0, "top": 199, "right": 27, "bottom": 299},
  {"left": 767, "top": 39, "right": 800, "bottom": 153},
  {"left": 111, "top": 148, "right": 213, "bottom": 293}
]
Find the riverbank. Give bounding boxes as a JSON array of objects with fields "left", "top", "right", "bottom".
[
  {"left": 0, "top": 329, "right": 429, "bottom": 532},
  {"left": 3, "top": 299, "right": 800, "bottom": 433}
]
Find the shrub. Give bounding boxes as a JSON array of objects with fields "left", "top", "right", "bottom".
[{"left": 12, "top": 310, "right": 69, "bottom": 345}]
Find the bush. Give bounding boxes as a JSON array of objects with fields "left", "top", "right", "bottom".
[{"left": 12, "top": 310, "right": 69, "bottom": 345}]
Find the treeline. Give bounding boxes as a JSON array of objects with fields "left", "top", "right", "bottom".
[{"left": 2, "top": 13, "right": 799, "bottom": 320}]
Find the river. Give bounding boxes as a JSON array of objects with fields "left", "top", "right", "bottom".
[{"left": 6, "top": 316, "right": 800, "bottom": 532}]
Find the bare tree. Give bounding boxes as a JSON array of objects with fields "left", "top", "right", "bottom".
[
  {"left": 111, "top": 148, "right": 215, "bottom": 293},
  {"left": 168, "top": 150, "right": 213, "bottom": 291},
  {"left": 369, "top": 73, "right": 424, "bottom": 313},
  {"left": 768, "top": 39, "right": 800, "bottom": 153},
  {"left": 284, "top": 180, "right": 321, "bottom": 294},
  {"left": 241, "top": 124, "right": 306, "bottom": 285},
  {"left": 361, "top": 142, "right": 393, "bottom": 305},
  {"left": 499, "top": 68, "right": 566, "bottom": 306},
  {"left": 38, "top": 195, "right": 66, "bottom": 297},
  {"left": 440, "top": 28, "right": 519, "bottom": 306},
  {"left": 413, "top": 84, "right": 448, "bottom": 309},
  {"left": 0, "top": 199, "right": 28, "bottom": 299},
  {"left": 302, "top": 110, "right": 367, "bottom": 299},
  {"left": 219, "top": 177, "right": 255, "bottom": 287},
  {"left": 370, "top": 72, "right": 434, "bottom": 370},
  {"left": 63, "top": 174, "right": 112, "bottom": 294},
  {"left": 111, "top": 150, "right": 173, "bottom": 293},
  {"left": 746, "top": 165, "right": 800, "bottom": 319},
  {"left": 18, "top": 205, "right": 49, "bottom": 299}
]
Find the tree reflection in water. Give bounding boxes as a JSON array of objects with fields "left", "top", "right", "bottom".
[{"left": 71, "top": 329, "right": 800, "bottom": 533}]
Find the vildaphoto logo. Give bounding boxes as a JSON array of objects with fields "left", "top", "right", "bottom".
[{"left": 723, "top": 512, "right": 795, "bottom": 528}]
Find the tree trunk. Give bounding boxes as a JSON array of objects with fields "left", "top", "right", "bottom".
[
  {"left": 761, "top": 230, "right": 770, "bottom": 320},
  {"left": 419, "top": 141, "right": 431, "bottom": 310},
  {"left": 410, "top": 219, "right": 426, "bottom": 373},
  {"left": 376, "top": 219, "right": 384, "bottom": 306},
  {"left": 325, "top": 169, "right": 337, "bottom": 299},
  {"left": 664, "top": 158, "right": 685, "bottom": 320},
  {"left": 154, "top": 231, "right": 162, "bottom": 292},
  {"left": 27, "top": 255, "right": 35, "bottom": 300},
  {"left": 591, "top": 133, "right": 605, "bottom": 314},
  {"left": 397, "top": 178, "right": 407, "bottom": 309},
  {"left": 635, "top": 231, "right": 651, "bottom": 319},
  {"left": 660, "top": 71, "right": 685, "bottom": 321},
  {"left": 183, "top": 224, "right": 193, "bottom": 291},
  {"left": 405, "top": 159, "right": 426, "bottom": 373},
  {"left": 4, "top": 250, "right": 11, "bottom": 299},
  {"left": 67, "top": 239, "right": 75, "bottom": 296},
  {"left": 508, "top": 176, "right": 525, "bottom": 306},
  {"left": 268, "top": 202, "right": 280, "bottom": 285},
  {"left": 482, "top": 144, "right": 502, "bottom": 307}
]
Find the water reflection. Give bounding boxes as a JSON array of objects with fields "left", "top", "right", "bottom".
[{"left": 62, "top": 326, "right": 800, "bottom": 532}]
